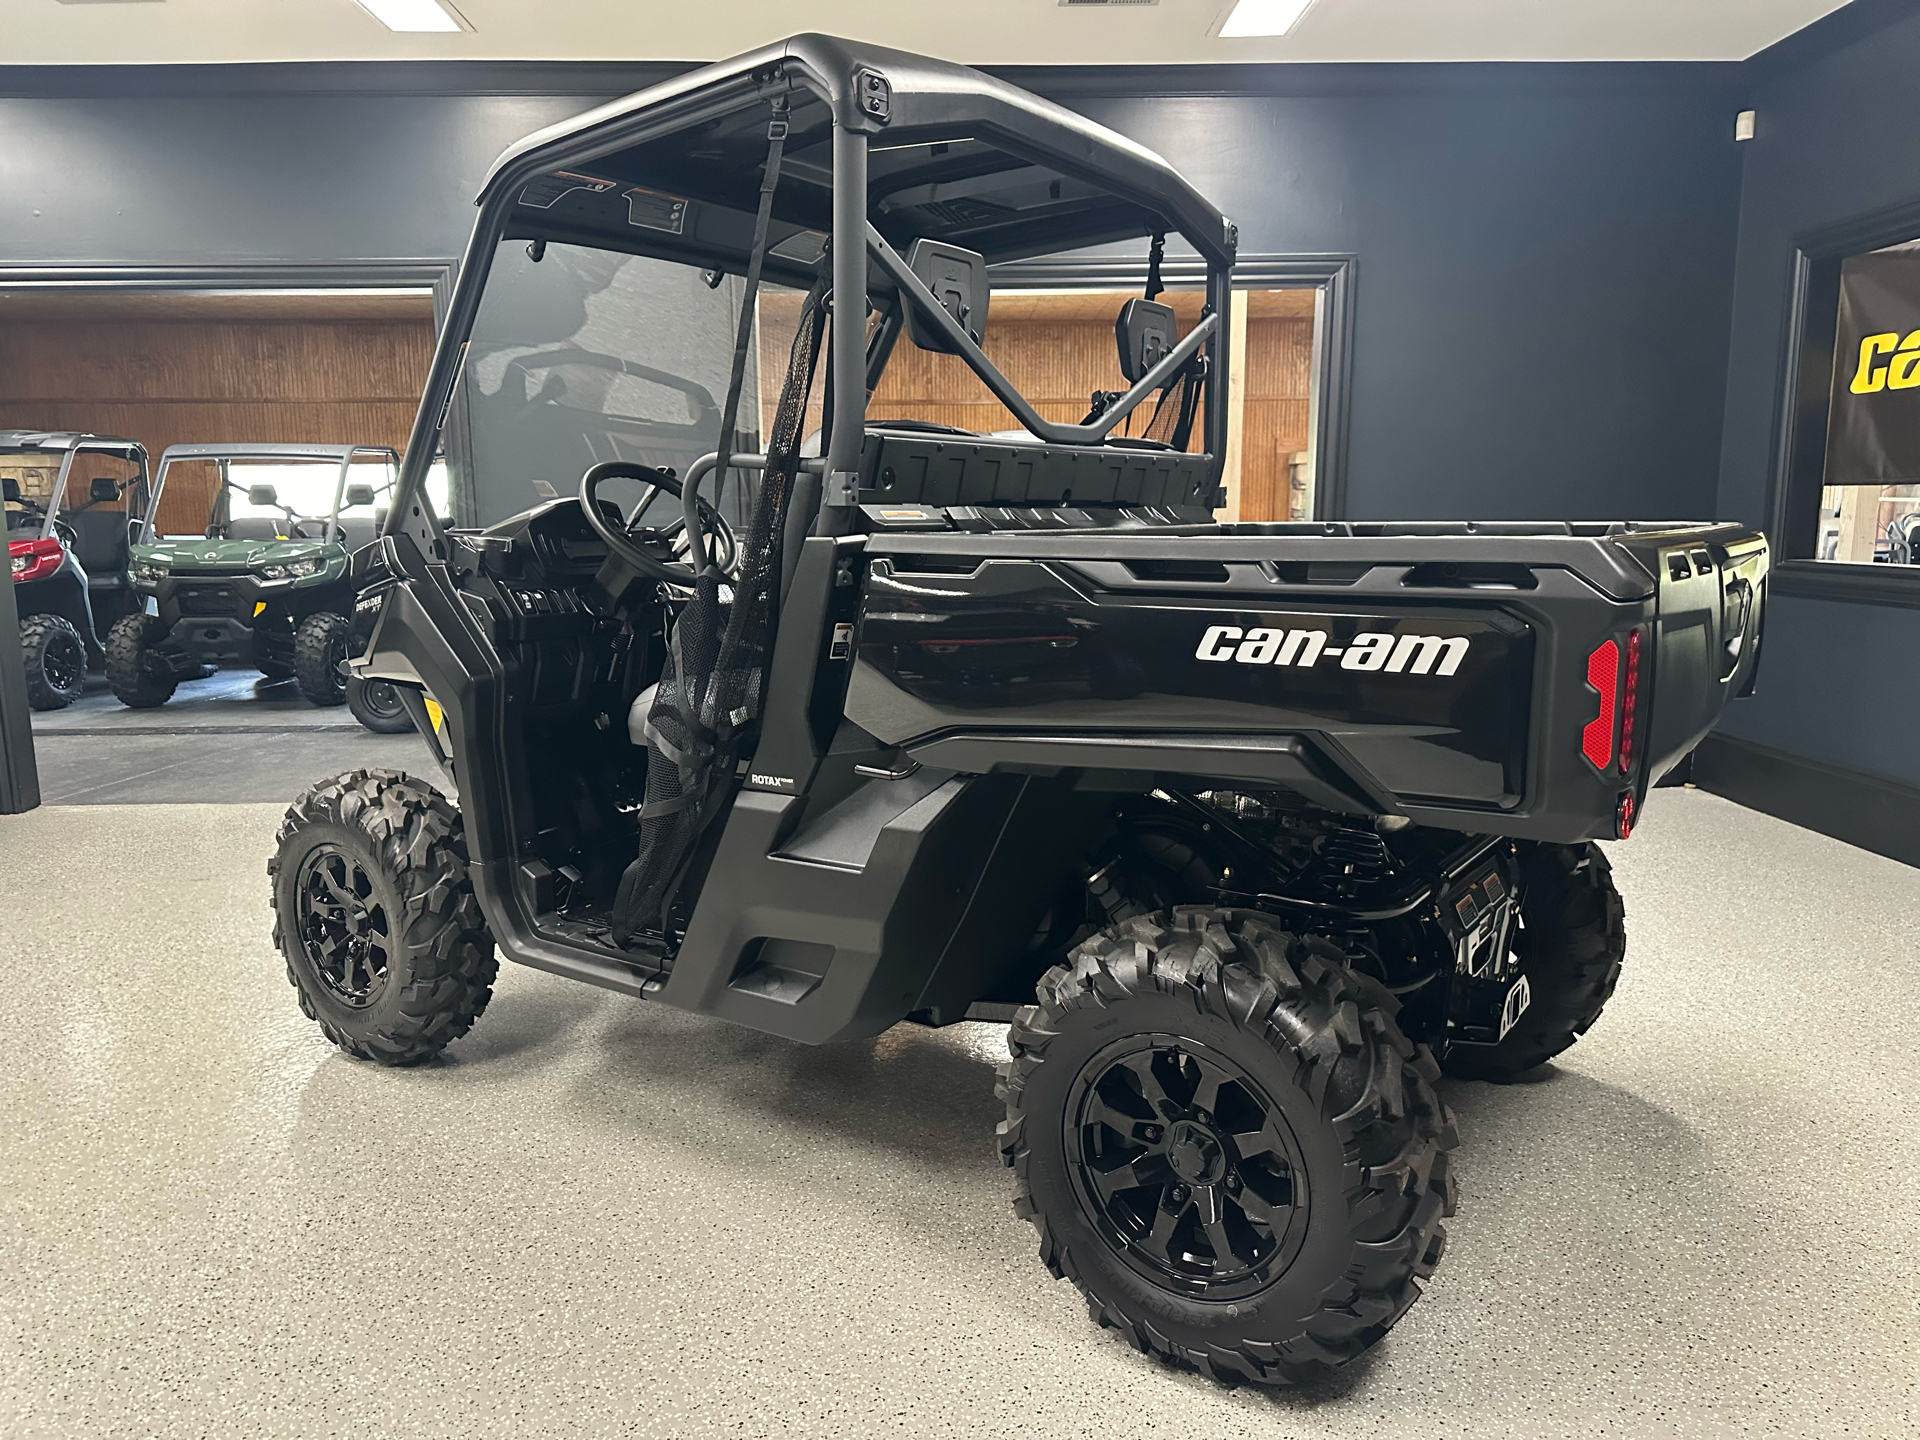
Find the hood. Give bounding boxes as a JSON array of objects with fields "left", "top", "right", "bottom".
[{"left": 134, "top": 538, "right": 338, "bottom": 572}]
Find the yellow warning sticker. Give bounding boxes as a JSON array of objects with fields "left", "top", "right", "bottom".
[{"left": 423, "top": 696, "right": 444, "bottom": 733}]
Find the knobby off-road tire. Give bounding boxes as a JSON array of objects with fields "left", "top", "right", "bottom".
[
  {"left": 269, "top": 768, "right": 496, "bottom": 1065},
  {"left": 998, "top": 907, "right": 1458, "bottom": 1387},
  {"left": 293, "top": 611, "right": 351, "bottom": 706},
  {"left": 104, "top": 612, "right": 177, "bottom": 708},
  {"left": 346, "top": 675, "right": 416, "bottom": 733},
  {"left": 1443, "top": 842, "right": 1626, "bottom": 1082},
  {"left": 19, "top": 613, "right": 88, "bottom": 710}
]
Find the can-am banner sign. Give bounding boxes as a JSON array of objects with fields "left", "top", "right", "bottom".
[{"left": 1828, "top": 239, "right": 1920, "bottom": 486}]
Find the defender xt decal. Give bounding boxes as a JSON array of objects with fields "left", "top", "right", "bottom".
[{"left": 1195, "top": 624, "right": 1470, "bottom": 676}]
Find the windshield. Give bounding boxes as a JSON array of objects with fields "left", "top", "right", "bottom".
[
  {"left": 146, "top": 454, "right": 420, "bottom": 543},
  {"left": 3, "top": 447, "right": 144, "bottom": 541},
  {"left": 465, "top": 243, "right": 804, "bottom": 529}
]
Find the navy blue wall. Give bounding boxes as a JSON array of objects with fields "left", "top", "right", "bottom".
[
  {"left": 1713, "top": 8, "right": 1920, "bottom": 786},
  {"left": 0, "top": 63, "right": 1747, "bottom": 529},
  {"left": 1064, "top": 76, "right": 1746, "bottom": 523}
]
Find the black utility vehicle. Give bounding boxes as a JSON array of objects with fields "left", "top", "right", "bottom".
[
  {"left": 114, "top": 443, "right": 397, "bottom": 709},
  {"left": 3, "top": 430, "right": 149, "bottom": 709},
  {"left": 271, "top": 37, "right": 1769, "bottom": 1387}
]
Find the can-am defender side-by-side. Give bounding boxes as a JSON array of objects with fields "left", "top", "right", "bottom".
[
  {"left": 113, "top": 443, "right": 404, "bottom": 714},
  {"left": 3, "top": 430, "right": 150, "bottom": 709},
  {"left": 269, "top": 36, "right": 1769, "bottom": 1387}
]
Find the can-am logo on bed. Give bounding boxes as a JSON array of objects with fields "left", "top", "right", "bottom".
[{"left": 1194, "top": 625, "right": 1470, "bottom": 676}]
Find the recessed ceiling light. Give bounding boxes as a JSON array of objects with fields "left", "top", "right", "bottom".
[
  {"left": 354, "top": 0, "right": 465, "bottom": 33},
  {"left": 1217, "top": 0, "right": 1316, "bottom": 38}
]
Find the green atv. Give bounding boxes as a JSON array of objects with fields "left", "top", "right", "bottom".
[{"left": 109, "top": 443, "right": 404, "bottom": 717}]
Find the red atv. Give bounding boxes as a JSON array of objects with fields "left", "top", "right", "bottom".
[{"left": 3, "top": 431, "right": 150, "bottom": 710}]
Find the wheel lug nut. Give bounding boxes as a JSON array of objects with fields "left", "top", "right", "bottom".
[
  {"left": 1141, "top": 1125, "right": 1160, "bottom": 1142},
  {"left": 1169, "top": 1185, "right": 1188, "bottom": 1205},
  {"left": 1226, "top": 1175, "right": 1240, "bottom": 1192}
]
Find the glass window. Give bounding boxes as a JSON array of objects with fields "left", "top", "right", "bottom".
[{"left": 1789, "top": 235, "right": 1920, "bottom": 568}]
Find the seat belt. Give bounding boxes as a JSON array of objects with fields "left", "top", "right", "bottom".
[{"left": 695, "top": 98, "right": 790, "bottom": 573}]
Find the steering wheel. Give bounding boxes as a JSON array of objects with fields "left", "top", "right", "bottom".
[{"left": 578, "top": 460, "right": 736, "bottom": 584}]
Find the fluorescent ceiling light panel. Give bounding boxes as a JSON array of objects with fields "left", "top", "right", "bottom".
[
  {"left": 354, "top": 0, "right": 464, "bottom": 32},
  {"left": 1218, "top": 0, "right": 1316, "bottom": 38}
]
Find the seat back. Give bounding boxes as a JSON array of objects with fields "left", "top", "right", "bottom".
[
  {"left": 225, "top": 517, "right": 284, "bottom": 541},
  {"left": 67, "top": 508, "right": 130, "bottom": 578}
]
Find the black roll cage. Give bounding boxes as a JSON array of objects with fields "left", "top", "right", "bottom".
[{"left": 382, "top": 33, "right": 1238, "bottom": 563}]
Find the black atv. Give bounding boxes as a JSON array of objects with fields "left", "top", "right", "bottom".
[
  {"left": 3, "top": 430, "right": 150, "bottom": 710},
  {"left": 270, "top": 36, "right": 1769, "bottom": 1388},
  {"left": 112, "top": 443, "right": 400, "bottom": 712}
]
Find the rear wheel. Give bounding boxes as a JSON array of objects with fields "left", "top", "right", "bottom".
[
  {"left": 346, "top": 675, "right": 416, "bottom": 733},
  {"left": 104, "top": 612, "right": 177, "bottom": 708},
  {"left": 999, "top": 908, "right": 1458, "bottom": 1386},
  {"left": 269, "top": 768, "right": 496, "bottom": 1065},
  {"left": 1442, "top": 842, "right": 1626, "bottom": 1081},
  {"left": 19, "top": 614, "right": 88, "bottom": 710},
  {"left": 293, "top": 611, "right": 350, "bottom": 706}
]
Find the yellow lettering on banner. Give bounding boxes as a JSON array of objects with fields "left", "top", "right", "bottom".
[
  {"left": 1888, "top": 331, "right": 1920, "bottom": 390},
  {"left": 1851, "top": 331, "right": 1899, "bottom": 393}
]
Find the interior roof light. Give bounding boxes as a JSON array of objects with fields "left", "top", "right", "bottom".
[
  {"left": 354, "top": 0, "right": 463, "bottom": 33},
  {"left": 1218, "top": 0, "right": 1316, "bottom": 39}
]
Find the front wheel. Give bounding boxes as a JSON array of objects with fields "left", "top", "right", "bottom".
[
  {"left": 346, "top": 675, "right": 416, "bottom": 733},
  {"left": 269, "top": 768, "right": 496, "bottom": 1065},
  {"left": 998, "top": 908, "right": 1458, "bottom": 1387},
  {"left": 293, "top": 611, "right": 350, "bottom": 706},
  {"left": 19, "top": 613, "right": 88, "bottom": 710},
  {"left": 1442, "top": 842, "right": 1625, "bottom": 1082},
  {"left": 104, "top": 612, "right": 178, "bottom": 708}
]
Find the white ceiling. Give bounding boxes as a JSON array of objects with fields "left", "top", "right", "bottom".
[{"left": 4, "top": 0, "right": 1853, "bottom": 67}]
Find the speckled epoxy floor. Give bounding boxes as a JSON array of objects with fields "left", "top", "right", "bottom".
[{"left": 0, "top": 788, "right": 1914, "bottom": 1438}]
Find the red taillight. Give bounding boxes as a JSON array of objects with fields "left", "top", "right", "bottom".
[
  {"left": 8, "top": 538, "right": 62, "bottom": 584},
  {"left": 1617, "top": 790, "right": 1635, "bottom": 839},
  {"left": 1618, "top": 628, "right": 1642, "bottom": 776},
  {"left": 1581, "top": 638, "right": 1619, "bottom": 769}
]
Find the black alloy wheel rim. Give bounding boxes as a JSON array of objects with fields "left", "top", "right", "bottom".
[
  {"left": 41, "top": 629, "right": 85, "bottom": 694},
  {"left": 362, "top": 680, "right": 405, "bottom": 719},
  {"left": 1066, "top": 1034, "right": 1312, "bottom": 1300},
  {"left": 297, "top": 845, "right": 393, "bottom": 1007}
]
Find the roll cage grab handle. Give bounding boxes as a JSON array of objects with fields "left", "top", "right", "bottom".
[{"left": 382, "top": 101, "right": 1233, "bottom": 558}]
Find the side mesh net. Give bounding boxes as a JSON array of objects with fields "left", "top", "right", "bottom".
[
  {"left": 612, "top": 275, "right": 830, "bottom": 941},
  {"left": 1139, "top": 365, "right": 1202, "bottom": 452}
]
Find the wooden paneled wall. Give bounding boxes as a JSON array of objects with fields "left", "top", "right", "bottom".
[{"left": 0, "top": 299, "right": 433, "bottom": 535}]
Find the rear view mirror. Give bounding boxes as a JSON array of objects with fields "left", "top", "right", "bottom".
[
  {"left": 1115, "top": 298, "right": 1177, "bottom": 384},
  {"left": 905, "top": 239, "right": 988, "bottom": 354},
  {"left": 343, "top": 482, "right": 377, "bottom": 508},
  {"left": 246, "top": 483, "right": 279, "bottom": 508},
  {"left": 89, "top": 476, "right": 120, "bottom": 504}
]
